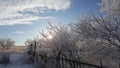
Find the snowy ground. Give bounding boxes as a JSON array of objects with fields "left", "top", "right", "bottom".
[{"left": 0, "top": 53, "right": 34, "bottom": 68}]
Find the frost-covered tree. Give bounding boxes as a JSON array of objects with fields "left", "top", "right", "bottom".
[
  {"left": 4, "top": 38, "right": 15, "bottom": 49},
  {"left": 99, "top": 0, "right": 120, "bottom": 18},
  {"left": 39, "top": 24, "right": 79, "bottom": 59},
  {"left": 73, "top": 14, "right": 120, "bottom": 67},
  {"left": 73, "top": 0, "right": 120, "bottom": 64},
  {"left": 25, "top": 23, "right": 79, "bottom": 68},
  {"left": 0, "top": 38, "right": 15, "bottom": 49}
]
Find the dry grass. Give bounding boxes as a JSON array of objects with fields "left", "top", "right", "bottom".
[{"left": 0, "top": 46, "right": 27, "bottom": 54}]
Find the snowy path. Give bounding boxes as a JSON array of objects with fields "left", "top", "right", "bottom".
[{"left": 0, "top": 54, "right": 34, "bottom": 68}]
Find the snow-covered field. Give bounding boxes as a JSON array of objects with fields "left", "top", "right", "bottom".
[{"left": 0, "top": 53, "right": 34, "bottom": 68}]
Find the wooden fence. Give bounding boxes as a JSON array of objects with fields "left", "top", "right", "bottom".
[
  {"left": 27, "top": 41, "right": 104, "bottom": 68},
  {"left": 35, "top": 55, "right": 104, "bottom": 68}
]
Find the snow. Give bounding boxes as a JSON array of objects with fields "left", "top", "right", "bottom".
[{"left": 0, "top": 53, "right": 34, "bottom": 68}]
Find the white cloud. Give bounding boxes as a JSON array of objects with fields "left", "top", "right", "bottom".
[
  {"left": 0, "top": 16, "right": 54, "bottom": 25},
  {"left": 13, "top": 31, "right": 25, "bottom": 34},
  {"left": 0, "top": 0, "right": 71, "bottom": 25}
]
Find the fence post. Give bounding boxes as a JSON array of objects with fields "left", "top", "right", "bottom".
[
  {"left": 119, "top": 63, "right": 120, "bottom": 68},
  {"left": 33, "top": 41, "right": 37, "bottom": 63},
  {"left": 61, "top": 58, "right": 64, "bottom": 68},
  {"left": 99, "top": 59, "right": 103, "bottom": 68},
  {"left": 73, "top": 61, "right": 76, "bottom": 68},
  {"left": 80, "top": 63, "right": 82, "bottom": 68}
]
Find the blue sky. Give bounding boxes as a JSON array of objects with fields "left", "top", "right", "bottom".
[{"left": 0, "top": 0, "right": 101, "bottom": 45}]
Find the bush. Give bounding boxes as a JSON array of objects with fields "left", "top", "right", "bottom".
[{"left": 0, "top": 53, "right": 10, "bottom": 64}]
